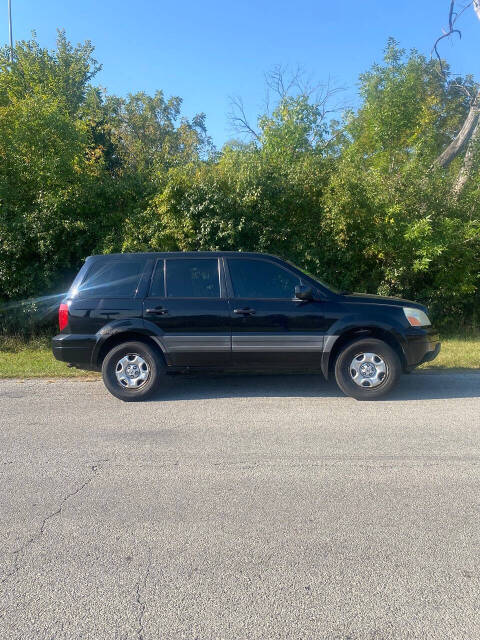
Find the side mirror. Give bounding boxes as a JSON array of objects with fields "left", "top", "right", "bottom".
[{"left": 295, "top": 284, "right": 313, "bottom": 301}]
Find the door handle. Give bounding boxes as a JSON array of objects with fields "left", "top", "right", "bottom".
[
  {"left": 145, "top": 307, "right": 168, "bottom": 315},
  {"left": 233, "top": 307, "right": 256, "bottom": 315}
]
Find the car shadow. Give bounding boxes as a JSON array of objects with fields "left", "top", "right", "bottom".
[{"left": 149, "top": 371, "right": 480, "bottom": 402}]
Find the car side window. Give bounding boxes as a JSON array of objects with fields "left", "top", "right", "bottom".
[
  {"left": 165, "top": 259, "right": 220, "bottom": 298},
  {"left": 78, "top": 260, "right": 146, "bottom": 298},
  {"left": 227, "top": 259, "right": 301, "bottom": 299},
  {"left": 149, "top": 260, "right": 165, "bottom": 297}
]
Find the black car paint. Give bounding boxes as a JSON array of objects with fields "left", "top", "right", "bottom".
[
  {"left": 142, "top": 257, "right": 231, "bottom": 367},
  {"left": 52, "top": 251, "right": 440, "bottom": 376}
]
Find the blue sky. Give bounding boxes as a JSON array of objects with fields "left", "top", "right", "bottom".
[{"left": 5, "top": 0, "right": 480, "bottom": 148}]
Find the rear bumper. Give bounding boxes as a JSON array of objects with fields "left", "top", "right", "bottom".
[
  {"left": 404, "top": 327, "right": 441, "bottom": 369},
  {"left": 52, "top": 334, "right": 98, "bottom": 370}
]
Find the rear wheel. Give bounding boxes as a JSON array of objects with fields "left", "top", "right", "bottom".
[
  {"left": 102, "top": 341, "right": 163, "bottom": 401},
  {"left": 334, "top": 338, "right": 401, "bottom": 400}
]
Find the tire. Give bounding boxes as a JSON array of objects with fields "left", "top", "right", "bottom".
[
  {"left": 101, "top": 341, "right": 164, "bottom": 401},
  {"left": 334, "top": 338, "right": 401, "bottom": 400}
]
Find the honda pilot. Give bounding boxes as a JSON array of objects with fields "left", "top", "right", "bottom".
[{"left": 52, "top": 252, "right": 440, "bottom": 401}]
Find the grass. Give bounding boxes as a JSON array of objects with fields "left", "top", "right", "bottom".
[
  {"left": 419, "top": 335, "right": 480, "bottom": 370},
  {"left": 0, "top": 334, "right": 479, "bottom": 379},
  {"left": 0, "top": 336, "right": 99, "bottom": 379}
]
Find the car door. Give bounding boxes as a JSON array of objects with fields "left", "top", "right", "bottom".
[
  {"left": 143, "top": 257, "right": 231, "bottom": 367},
  {"left": 225, "top": 257, "right": 328, "bottom": 369}
]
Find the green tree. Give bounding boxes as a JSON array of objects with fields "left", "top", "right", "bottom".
[
  {"left": 121, "top": 70, "right": 335, "bottom": 277},
  {"left": 0, "top": 32, "right": 210, "bottom": 305},
  {"left": 323, "top": 41, "right": 479, "bottom": 321},
  {"left": 0, "top": 33, "right": 112, "bottom": 300}
]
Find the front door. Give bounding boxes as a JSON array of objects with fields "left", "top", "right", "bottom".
[
  {"left": 226, "top": 257, "right": 328, "bottom": 369},
  {"left": 143, "top": 257, "right": 231, "bottom": 367}
]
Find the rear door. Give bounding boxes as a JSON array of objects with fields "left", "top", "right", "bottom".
[
  {"left": 143, "top": 257, "right": 231, "bottom": 367},
  {"left": 225, "top": 257, "right": 327, "bottom": 368}
]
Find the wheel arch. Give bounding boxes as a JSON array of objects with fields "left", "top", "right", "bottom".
[
  {"left": 95, "top": 331, "right": 167, "bottom": 369},
  {"left": 323, "top": 326, "right": 407, "bottom": 379}
]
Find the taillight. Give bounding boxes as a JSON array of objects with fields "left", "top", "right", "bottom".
[{"left": 58, "top": 303, "right": 69, "bottom": 331}]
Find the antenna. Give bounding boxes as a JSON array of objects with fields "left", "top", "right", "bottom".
[{"left": 8, "top": 0, "right": 13, "bottom": 62}]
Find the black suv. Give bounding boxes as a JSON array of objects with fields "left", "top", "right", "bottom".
[{"left": 52, "top": 252, "right": 440, "bottom": 401}]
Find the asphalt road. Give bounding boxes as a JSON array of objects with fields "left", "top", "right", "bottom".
[{"left": 1, "top": 372, "right": 480, "bottom": 640}]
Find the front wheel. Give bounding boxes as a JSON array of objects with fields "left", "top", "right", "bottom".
[
  {"left": 102, "top": 341, "right": 163, "bottom": 401},
  {"left": 334, "top": 338, "right": 401, "bottom": 400}
]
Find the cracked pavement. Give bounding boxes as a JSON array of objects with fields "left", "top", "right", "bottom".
[
  {"left": 0, "top": 459, "right": 109, "bottom": 587},
  {"left": 1, "top": 372, "right": 480, "bottom": 639}
]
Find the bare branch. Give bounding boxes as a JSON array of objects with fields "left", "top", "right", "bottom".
[
  {"left": 229, "top": 66, "right": 348, "bottom": 145},
  {"left": 266, "top": 66, "right": 347, "bottom": 117},
  {"left": 227, "top": 95, "right": 260, "bottom": 141},
  {"left": 450, "top": 81, "right": 473, "bottom": 100},
  {"left": 432, "top": 1, "right": 473, "bottom": 79},
  {"left": 314, "top": 77, "right": 347, "bottom": 119},
  {"left": 265, "top": 64, "right": 305, "bottom": 100}
]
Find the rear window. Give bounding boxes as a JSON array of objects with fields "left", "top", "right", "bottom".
[
  {"left": 68, "top": 261, "right": 90, "bottom": 296},
  {"left": 76, "top": 259, "right": 146, "bottom": 298},
  {"left": 165, "top": 259, "right": 220, "bottom": 298}
]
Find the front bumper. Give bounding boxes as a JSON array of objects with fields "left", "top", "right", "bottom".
[
  {"left": 404, "top": 327, "right": 441, "bottom": 369},
  {"left": 418, "top": 341, "right": 441, "bottom": 365}
]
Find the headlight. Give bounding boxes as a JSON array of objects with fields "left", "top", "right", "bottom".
[{"left": 403, "top": 307, "right": 431, "bottom": 327}]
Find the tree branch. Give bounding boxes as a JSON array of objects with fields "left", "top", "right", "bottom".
[
  {"left": 432, "top": 1, "right": 473, "bottom": 79},
  {"left": 452, "top": 115, "right": 480, "bottom": 194},
  {"left": 431, "top": 1, "right": 480, "bottom": 196},
  {"left": 434, "top": 90, "right": 480, "bottom": 168},
  {"left": 227, "top": 95, "right": 260, "bottom": 141}
]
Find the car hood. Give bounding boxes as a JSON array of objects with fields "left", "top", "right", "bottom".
[{"left": 340, "top": 292, "right": 425, "bottom": 309}]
